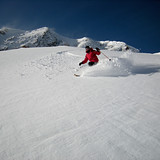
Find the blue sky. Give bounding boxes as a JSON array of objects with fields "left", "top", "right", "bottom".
[{"left": 0, "top": 0, "right": 160, "bottom": 53}]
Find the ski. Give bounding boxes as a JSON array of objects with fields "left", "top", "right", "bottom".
[{"left": 74, "top": 74, "right": 81, "bottom": 77}]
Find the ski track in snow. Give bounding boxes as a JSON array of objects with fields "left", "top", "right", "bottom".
[
  {"left": 0, "top": 47, "right": 160, "bottom": 160},
  {"left": 17, "top": 50, "right": 80, "bottom": 80}
]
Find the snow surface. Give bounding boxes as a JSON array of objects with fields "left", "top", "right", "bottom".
[{"left": 0, "top": 46, "right": 160, "bottom": 160}]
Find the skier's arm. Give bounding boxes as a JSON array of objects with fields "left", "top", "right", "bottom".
[
  {"left": 93, "top": 50, "right": 101, "bottom": 55},
  {"left": 82, "top": 55, "right": 88, "bottom": 64},
  {"left": 94, "top": 48, "right": 101, "bottom": 55},
  {"left": 79, "top": 55, "right": 88, "bottom": 66}
]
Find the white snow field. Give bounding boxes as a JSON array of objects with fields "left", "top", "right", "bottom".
[{"left": 0, "top": 46, "right": 160, "bottom": 160}]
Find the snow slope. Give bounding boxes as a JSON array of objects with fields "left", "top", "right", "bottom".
[
  {"left": 0, "top": 47, "right": 160, "bottom": 160},
  {"left": 0, "top": 27, "right": 139, "bottom": 52}
]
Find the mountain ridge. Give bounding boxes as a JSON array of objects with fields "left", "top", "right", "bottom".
[{"left": 0, "top": 27, "right": 139, "bottom": 52}]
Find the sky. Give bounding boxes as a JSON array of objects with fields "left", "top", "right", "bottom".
[{"left": 0, "top": 0, "right": 160, "bottom": 53}]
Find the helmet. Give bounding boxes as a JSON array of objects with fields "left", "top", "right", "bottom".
[{"left": 85, "top": 46, "right": 90, "bottom": 49}]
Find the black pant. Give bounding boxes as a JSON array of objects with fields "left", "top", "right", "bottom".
[{"left": 88, "top": 62, "right": 97, "bottom": 66}]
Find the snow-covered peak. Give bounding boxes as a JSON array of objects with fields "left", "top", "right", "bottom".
[
  {"left": 77, "top": 37, "right": 100, "bottom": 48},
  {"left": 154, "top": 52, "right": 160, "bottom": 55},
  {"left": 18, "top": 27, "right": 60, "bottom": 48},
  {"left": 0, "top": 27, "right": 139, "bottom": 52},
  {"left": 23, "top": 27, "right": 49, "bottom": 37}
]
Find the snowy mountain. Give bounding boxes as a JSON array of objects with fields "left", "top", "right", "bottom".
[
  {"left": 0, "top": 27, "right": 139, "bottom": 52},
  {"left": 0, "top": 46, "right": 160, "bottom": 160},
  {"left": 154, "top": 52, "right": 160, "bottom": 55}
]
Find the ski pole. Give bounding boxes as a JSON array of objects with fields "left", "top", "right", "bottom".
[{"left": 101, "top": 51, "right": 111, "bottom": 61}]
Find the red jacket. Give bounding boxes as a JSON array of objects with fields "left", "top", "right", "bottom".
[{"left": 82, "top": 48, "right": 101, "bottom": 64}]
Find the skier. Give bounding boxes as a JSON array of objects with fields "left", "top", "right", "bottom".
[{"left": 79, "top": 46, "right": 101, "bottom": 66}]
